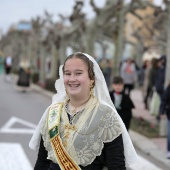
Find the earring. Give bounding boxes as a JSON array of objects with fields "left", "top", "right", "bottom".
[{"left": 89, "top": 80, "right": 94, "bottom": 97}]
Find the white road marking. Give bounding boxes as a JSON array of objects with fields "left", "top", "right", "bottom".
[
  {"left": 0, "top": 117, "right": 36, "bottom": 134},
  {"left": 129, "top": 155, "right": 163, "bottom": 170},
  {"left": 0, "top": 143, "right": 32, "bottom": 170}
]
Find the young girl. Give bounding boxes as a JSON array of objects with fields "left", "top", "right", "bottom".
[{"left": 29, "top": 52, "right": 137, "bottom": 169}]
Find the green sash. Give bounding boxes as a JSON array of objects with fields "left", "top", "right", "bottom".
[{"left": 48, "top": 103, "right": 81, "bottom": 170}]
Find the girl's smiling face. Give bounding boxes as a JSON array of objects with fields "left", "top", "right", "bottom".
[{"left": 63, "top": 57, "right": 91, "bottom": 99}]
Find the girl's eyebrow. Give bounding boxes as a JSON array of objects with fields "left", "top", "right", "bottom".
[
  {"left": 75, "top": 69, "right": 83, "bottom": 72},
  {"left": 64, "top": 69, "right": 83, "bottom": 72}
]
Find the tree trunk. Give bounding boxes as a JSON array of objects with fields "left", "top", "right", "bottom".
[
  {"left": 39, "top": 45, "right": 46, "bottom": 87},
  {"left": 84, "top": 22, "right": 96, "bottom": 56},
  {"left": 59, "top": 40, "right": 67, "bottom": 65},
  {"left": 51, "top": 45, "right": 59, "bottom": 79},
  {"left": 30, "top": 36, "right": 39, "bottom": 73},
  {"left": 113, "top": 8, "right": 125, "bottom": 76}
]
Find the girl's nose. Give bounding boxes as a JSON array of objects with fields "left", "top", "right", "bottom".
[{"left": 69, "top": 74, "right": 76, "bottom": 81}]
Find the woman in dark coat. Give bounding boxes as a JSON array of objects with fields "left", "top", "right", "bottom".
[{"left": 17, "top": 58, "right": 31, "bottom": 89}]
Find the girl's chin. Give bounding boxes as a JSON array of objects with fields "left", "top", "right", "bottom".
[{"left": 68, "top": 92, "right": 79, "bottom": 96}]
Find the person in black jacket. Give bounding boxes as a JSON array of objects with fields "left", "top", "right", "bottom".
[
  {"left": 17, "top": 58, "right": 31, "bottom": 92},
  {"left": 160, "top": 82, "right": 170, "bottom": 159},
  {"left": 155, "top": 56, "right": 166, "bottom": 102},
  {"left": 109, "top": 76, "right": 135, "bottom": 131}
]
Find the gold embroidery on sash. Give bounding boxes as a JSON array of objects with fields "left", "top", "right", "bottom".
[
  {"left": 51, "top": 136, "right": 80, "bottom": 170},
  {"left": 48, "top": 103, "right": 81, "bottom": 170}
]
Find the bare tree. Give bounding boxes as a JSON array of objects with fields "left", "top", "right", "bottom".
[{"left": 149, "top": 0, "right": 170, "bottom": 85}]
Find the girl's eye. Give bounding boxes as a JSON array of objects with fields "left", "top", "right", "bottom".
[
  {"left": 64, "top": 72, "right": 71, "bottom": 75},
  {"left": 76, "top": 72, "right": 81, "bottom": 75}
]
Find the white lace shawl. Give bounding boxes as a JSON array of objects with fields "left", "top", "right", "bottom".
[
  {"left": 41, "top": 97, "right": 122, "bottom": 166},
  {"left": 29, "top": 52, "right": 138, "bottom": 166}
]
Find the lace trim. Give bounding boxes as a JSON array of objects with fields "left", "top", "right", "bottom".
[{"left": 41, "top": 102, "right": 122, "bottom": 166}]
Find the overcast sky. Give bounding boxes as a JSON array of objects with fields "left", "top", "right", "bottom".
[{"left": 0, "top": 0, "right": 162, "bottom": 34}]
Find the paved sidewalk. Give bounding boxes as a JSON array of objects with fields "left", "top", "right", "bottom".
[
  {"left": 131, "top": 89, "right": 157, "bottom": 125},
  {"left": 130, "top": 89, "right": 170, "bottom": 168},
  {"left": 30, "top": 84, "right": 170, "bottom": 168}
]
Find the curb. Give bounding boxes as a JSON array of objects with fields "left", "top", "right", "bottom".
[
  {"left": 129, "top": 130, "right": 170, "bottom": 168},
  {"left": 31, "top": 84, "right": 54, "bottom": 99}
]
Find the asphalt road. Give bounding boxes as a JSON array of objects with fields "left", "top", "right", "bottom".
[{"left": 0, "top": 74, "right": 51, "bottom": 169}]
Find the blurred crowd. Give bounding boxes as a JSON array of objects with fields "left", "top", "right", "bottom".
[{"left": 99, "top": 54, "right": 170, "bottom": 159}]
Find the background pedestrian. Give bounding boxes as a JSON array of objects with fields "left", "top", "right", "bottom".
[{"left": 109, "top": 76, "right": 135, "bottom": 131}]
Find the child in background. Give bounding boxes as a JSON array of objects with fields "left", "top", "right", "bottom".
[
  {"left": 160, "top": 82, "right": 170, "bottom": 159},
  {"left": 109, "top": 76, "right": 135, "bottom": 131}
]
